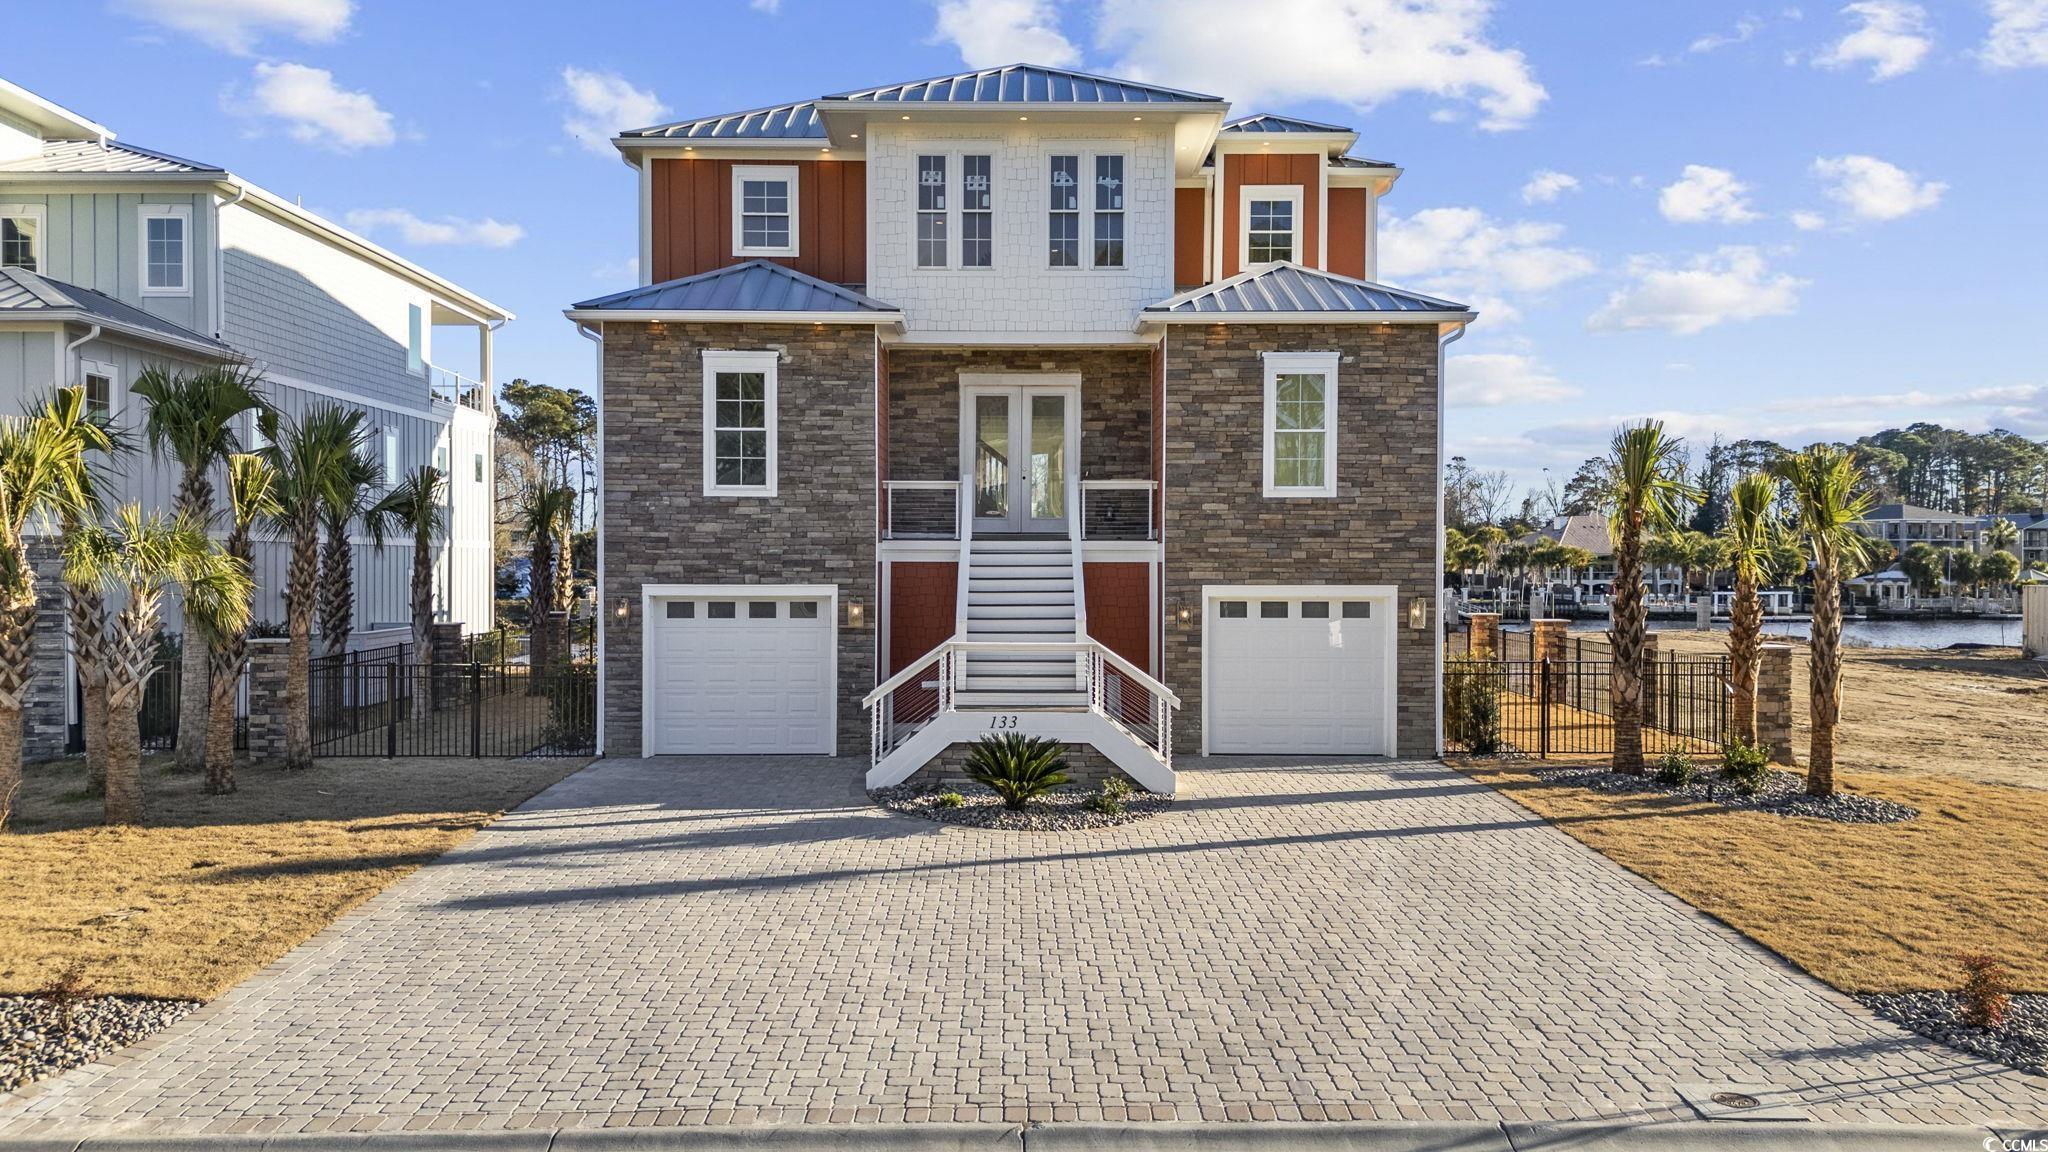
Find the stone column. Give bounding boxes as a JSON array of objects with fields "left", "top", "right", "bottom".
[
  {"left": 23, "top": 541, "right": 70, "bottom": 760},
  {"left": 1531, "top": 618, "right": 1567, "bottom": 700},
  {"left": 1467, "top": 612, "right": 1501, "bottom": 658},
  {"left": 430, "top": 623, "right": 463, "bottom": 711},
  {"left": 1757, "top": 643, "right": 1796, "bottom": 765},
  {"left": 243, "top": 638, "right": 291, "bottom": 762}
]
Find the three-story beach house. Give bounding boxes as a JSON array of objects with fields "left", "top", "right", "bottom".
[
  {"left": 569, "top": 65, "right": 1474, "bottom": 792},
  {"left": 0, "top": 78, "right": 508, "bottom": 756}
]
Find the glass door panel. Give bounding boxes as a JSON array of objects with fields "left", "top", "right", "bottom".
[
  {"left": 973, "top": 393, "right": 1012, "bottom": 530},
  {"left": 1026, "top": 393, "right": 1067, "bottom": 527}
]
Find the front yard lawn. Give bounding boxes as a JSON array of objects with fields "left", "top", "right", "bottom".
[
  {"left": 0, "top": 754, "right": 585, "bottom": 1002},
  {"left": 1456, "top": 759, "right": 2048, "bottom": 994}
]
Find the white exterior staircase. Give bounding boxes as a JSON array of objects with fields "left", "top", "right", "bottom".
[{"left": 959, "top": 538, "right": 1087, "bottom": 708}]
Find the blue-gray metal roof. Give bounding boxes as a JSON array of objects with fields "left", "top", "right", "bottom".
[
  {"left": 619, "top": 100, "right": 825, "bottom": 141},
  {"left": 1145, "top": 263, "right": 1470, "bottom": 318},
  {"left": 1222, "top": 113, "right": 1354, "bottom": 134},
  {"left": 0, "top": 138, "right": 224, "bottom": 174},
  {"left": 0, "top": 267, "right": 236, "bottom": 353},
  {"left": 1331, "top": 154, "right": 1398, "bottom": 169},
  {"left": 570, "top": 260, "right": 899, "bottom": 316},
  {"left": 823, "top": 64, "right": 1222, "bottom": 105}
]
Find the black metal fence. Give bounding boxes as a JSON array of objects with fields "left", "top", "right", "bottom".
[
  {"left": 310, "top": 659, "right": 595, "bottom": 758},
  {"left": 1445, "top": 654, "right": 1729, "bottom": 758},
  {"left": 92, "top": 664, "right": 250, "bottom": 754}
]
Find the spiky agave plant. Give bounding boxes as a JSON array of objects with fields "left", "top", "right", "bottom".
[
  {"left": 1774, "top": 445, "right": 1879, "bottom": 798},
  {"left": 963, "top": 733, "right": 1071, "bottom": 811},
  {"left": 1603, "top": 421, "right": 1700, "bottom": 773}
]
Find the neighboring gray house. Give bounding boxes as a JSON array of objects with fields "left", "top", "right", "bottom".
[{"left": 0, "top": 78, "right": 510, "bottom": 756}]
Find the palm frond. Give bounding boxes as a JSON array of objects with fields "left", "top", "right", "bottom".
[{"left": 130, "top": 364, "right": 267, "bottom": 473}]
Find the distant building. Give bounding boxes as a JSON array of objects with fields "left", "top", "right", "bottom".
[{"left": 1855, "top": 503, "right": 1981, "bottom": 553}]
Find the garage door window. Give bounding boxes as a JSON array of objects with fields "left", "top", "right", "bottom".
[
  {"left": 1260, "top": 602, "right": 1288, "bottom": 619},
  {"left": 789, "top": 601, "right": 819, "bottom": 619},
  {"left": 666, "top": 601, "right": 694, "bottom": 619},
  {"left": 1343, "top": 601, "right": 1371, "bottom": 618},
  {"left": 1301, "top": 601, "right": 1330, "bottom": 619},
  {"left": 708, "top": 601, "right": 737, "bottom": 619},
  {"left": 749, "top": 602, "right": 777, "bottom": 619},
  {"left": 1218, "top": 601, "right": 1247, "bottom": 618}
]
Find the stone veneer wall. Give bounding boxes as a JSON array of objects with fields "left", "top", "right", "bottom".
[
  {"left": 1161, "top": 323, "right": 1441, "bottom": 758},
  {"left": 600, "top": 322, "right": 878, "bottom": 758},
  {"left": 884, "top": 347, "right": 1152, "bottom": 486}
]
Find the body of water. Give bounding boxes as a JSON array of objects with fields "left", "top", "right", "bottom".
[{"left": 1557, "top": 616, "right": 2024, "bottom": 649}]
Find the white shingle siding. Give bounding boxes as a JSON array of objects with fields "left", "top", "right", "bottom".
[{"left": 866, "top": 122, "right": 1175, "bottom": 339}]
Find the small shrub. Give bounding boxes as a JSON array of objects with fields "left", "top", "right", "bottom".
[
  {"left": 1655, "top": 751, "right": 1696, "bottom": 787},
  {"left": 963, "top": 733, "right": 1070, "bottom": 810},
  {"left": 933, "top": 791, "right": 964, "bottom": 809},
  {"left": 1719, "top": 737, "right": 1771, "bottom": 797},
  {"left": 1956, "top": 952, "right": 2013, "bottom": 1030},
  {"left": 1444, "top": 660, "right": 1502, "bottom": 754},
  {"left": 38, "top": 961, "right": 92, "bottom": 1032},
  {"left": 1089, "top": 776, "right": 1134, "bottom": 816}
]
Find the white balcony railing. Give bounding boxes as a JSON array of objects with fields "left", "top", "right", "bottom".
[
  {"left": 428, "top": 364, "right": 491, "bottom": 413},
  {"left": 1081, "top": 479, "right": 1157, "bottom": 542},
  {"left": 883, "top": 480, "right": 962, "bottom": 540}
]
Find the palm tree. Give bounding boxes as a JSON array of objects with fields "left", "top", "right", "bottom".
[
  {"left": 35, "top": 387, "right": 122, "bottom": 792},
  {"left": 187, "top": 455, "right": 277, "bottom": 795},
  {"left": 1775, "top": 445, "right": 1879, "bottom": 798},
  {"left": 1720, "top": 474, "right": 1779, "bottom": 745},
  {"left": 261, "top": 404, "right": 370, "bottom": 770},
  {"left": 521, "top": 484, "right": 575, "bottom": 685},
  {"left": 317, "top": 452, "right": 382, "bottom": 660},
  {"left": 366, "top": 465, "right": 445, "bottom": 709},
  {"left": 1985, "top": 516, "right": 2020, "bottom": 556},
  {"left": 65, "top": 507, "right": 251, "bottom": 825},
  {"left": 130, "top": 365, "right": 265, "bottom": 773},
  {"left": 1604, "top": 421, "right": 1698, "bottom": 773},
  {"left": 0, "top": 406, "right": 97, "bottom": 828}
]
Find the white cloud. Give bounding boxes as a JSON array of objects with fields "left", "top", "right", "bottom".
[
  {"left": 1812, "top": 153, "right": 1946, "bottom": 220},
  {"left": 1657, "top": 165, "right": 1761, "bottom": 224},
  {"left": 933, "top": 0, "right": 1079, "bottom": 67},
  {"left": 1691, "top": 14, "right": 1766, "bottom": 53},
  {"left": 592, "top": 256, "right": 640, "bottom": 281},
  {"left": 242, "top": 62, "right": 394, "bottom": 151},
  {"left": 1983, "top": 0, "right": 2048, "bottom": 67},
  {"left": 1520, "top": 170, "right": 1580, "bottom": 205},
  {"left": 1447, "top": 353, "right": 1580, "bottom": 406},
  {"left": 1380, "top": 207, "right": 1597, "bottom": 322},
  {"left": 750, "top": 0, "right": 782, "bottom": 11},
  {"left": 1589, "top": 246, "right": 1805, "bottom": 335},
  {"left": 559, "top": 67, "right": 668, "bottom": 155},
  {"left": 1814, "top": 1, "right": 1932, "bottom": 80},
  {"left": 1791, "top": 210, "right": 1829, "bottom": 230},
  {"left": 343, "top": 208, "right": 524, "bottom": 249},
  {"left": 115, "top": 0, "right": 351, "bottom": 54},
  {"left": 1097, "top": 0, "right": 1548, "bottom": 131}
]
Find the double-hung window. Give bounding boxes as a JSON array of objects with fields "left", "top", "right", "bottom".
[
  {"left": 916, "top": 154, "right": 948, "bottom": 268},
  {"left": 1048, "top": 155, "right": 1080, "bottom": 267},
  {"left": 0, "top": 205, "right": 43, "bottom": 272},
  {"left": 81, "top": 361, "right": 115, "bottom": 418},
  {"left": 1240, "top": 185, "right": 1302, "bottom": 268},
  {"left": 702, "top": 349, "right": 778, "bottom": 497},
  {"left": 1262, "top": 351, "right": 1339, "bottom": 498},
  {"left": 140, "top": 205, "right": 190, "bottom": 296},
  {"left": 1092, "top": 154, "right": 1125, "bottom": 268},
  {"left": 961, "top": 154, "right": 993, "bottom": 268},
  {"left": 731, "top": 165, "right": 798, "bottom": 257}
]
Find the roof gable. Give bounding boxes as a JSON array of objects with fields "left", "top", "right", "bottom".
[
  {"left": 1144, "top": 262, "right": 1471, "bottom": 321},
  {"left": 569, "top": 260, "right": 900, "bottom": 319},
  {"left": 0, "top": 267, "right": 235, "bottom": 356}
]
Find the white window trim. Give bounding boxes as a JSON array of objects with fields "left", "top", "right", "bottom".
[
  {"left": 79, "top": 358, "right": 118, "bottom": 418},
  {"left": 1239, "top": 184, "right": 1304, "bottom": 270},
  {"left": 911, "top": 146, "right": 997, "bottom": 271},
  {"left": 1262, "top": 350, "right": 1339, "bottom": 498},
  {"left": 0, "top": 204, "right": 46, "bottom": 272},
  {"left": 382, "top": 426, "right": 400, "bottom": 486},
  {"left": 1045, "top": 147, "right": 1130, "bottom": 272},
  {"left": 701, "top": 349, "right": 779, "bottom": 498},
  {"left": 731, "top": 164, "right": 800, "bottom": 258},
  {"left": 139, "top": 204, "right": 192, "bottom": 297},
  {"left": 406, "top": 303, "right": 425, "bottom": 377},
  {"left": 1090, "top": 152, "right": 1128, "bottom": 270}
]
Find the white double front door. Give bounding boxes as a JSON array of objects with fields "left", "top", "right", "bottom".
[{"left": 962, "top": 376, "right": 1078, "bottom": 536}]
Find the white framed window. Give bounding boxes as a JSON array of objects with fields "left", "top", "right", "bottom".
[
  {"left": 961, "top": 153, "right": 993, "bottom": 268},
  {"left": 0, "top": 204, "right": 44, "bottom": 272},
  {"left": 1240, "top": 185, "right": 1303, "bottom": 268},
  {"left": 912, "top": 150, "right": 994, "bottom": 270},
  {"left": 701, "top": 349, "right": 778, "bottom": 497},
  {"left": 1261, "top": 351, "right": 1339, "bottom": 498},
  {"left": 1092, "top": 154, "right": 1125, "bottom": 268},
  {"left": 731, "top": 165, "right": 798, "bottom": 258},
  {"left": 247, "top": 410, "right": 270, "bottom": 452},
  {"left": 1048, "top": 154, "right": 1080, "bottom": 268},
  {"left": 382, "top": 426, "right": 400, "bottom": 484},
  {"left": 139, "top": 204, "right": 190, "bottom": 296},
  {"left": 406, "top": 303, "right": 424, "bottom": 376},
  {"left": 80, "top": 359, "right": 116, "bottom": 418},
  {"left": 915, "top": 154, "right": 948, "bottom": 268}
]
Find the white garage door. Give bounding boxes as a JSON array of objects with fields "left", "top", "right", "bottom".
[
  {"left": 647, "top": 593, "right": 834, "bottom": 755},
  {"left": 1207, "top": 593, "right": 1392, "bottom": 755}
]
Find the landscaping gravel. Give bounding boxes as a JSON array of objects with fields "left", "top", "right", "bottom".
[
  {"left": 0, "top": 994, "right": 194, "bottom": 1092},
  {"left": 1532, "top": 765, "right": 1918, "bottom": 824},
  {"left": 1860, "top": 991, "right": 2047, "bottom": 1078},
  {"left": 871, "top": 782, "right": 1172, "bottom": 830}
]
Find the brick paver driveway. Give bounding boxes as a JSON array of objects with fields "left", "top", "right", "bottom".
[{"left": 4, "top": 756, "right": 2043, "bottom": 1138}]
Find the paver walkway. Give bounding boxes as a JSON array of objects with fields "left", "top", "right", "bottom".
[{"left": 2, "top": 757, "right": 2042, "bottom": 1138}]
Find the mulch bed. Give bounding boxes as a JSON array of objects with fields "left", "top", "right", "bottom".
[
  {"left": 1, "top": 994, "right": 194, "bottom": 1093},
  {"left": 1860, "top": 991, "right": 2048, "bottom": 1078},
  {"left": 870, "top": 782, "right": 1171, "bottom": 831},
  {"left": 1531, "top": 765, "right": 1918, "bottom": 824}
]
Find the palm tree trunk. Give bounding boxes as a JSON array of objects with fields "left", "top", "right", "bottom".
[
  {"left": 67, "top": 584, "right": 109, "bottom": 792},
  {"left": 204, "top": 648, "right": 239, "bottom": 795},
  {"left": 1728, "top": 572, "right": 1762, "bottom": 745},
  {"left": 1610, "top": 514, "right": 1647, "bottom": 773},
  {"left": 1808, "top": 557, "right": 1843, "bottom": 797},
  {"left": 103, "top": 676, "right": 144, "bottom": 825},
  {"left": 411, "top": 539, "right": 433, "bottom": 711},
  {"left": 526, "top": 537, "right": 552, "bottom": 696},
  {"left": 283, "top": 527, "right": 317, "bottom": 770},
  {"left": 0, "top": 590, "right": 36, "bottom": 828},
  {"left": 0, "top": 700, "right": 19, "bottom": 830},
  {"left": 317, "top": 528, "right": 350, "bottom": 731},
  {"left": 173, "top": 470, "right": 213, "bottom": 773}
]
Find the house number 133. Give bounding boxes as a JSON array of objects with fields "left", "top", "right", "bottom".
[{"left": 988, "top": 715, "right": 1020, "bottom": 730}]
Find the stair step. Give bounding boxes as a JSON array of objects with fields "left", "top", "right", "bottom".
[
  {"left": 961, "top": 655, "right": 1075, "bottom": 673},
  {"left": 967, "top": 591, "right": 1076, "bottom": 607},
  {"left": 954, "top": 691, "right": 1091, "bottom": 709},
  {"left": 972, "top": 539, "right": 1072, "bottom": 552},
  {"left": 965, "top": 605, "right": 1077, "bottom": 621},
  {"left": 967, "top": 620, "right": 1079, "bottom": 635},
  {"left": 968, "top": 564, "right": 1075, "bottom": 580},
  {"left": 968, "top": 578, "right": 1073, "bottom": 594},
  {"left": 965, "top": 675, "right": 1084, "bottom": 691}
]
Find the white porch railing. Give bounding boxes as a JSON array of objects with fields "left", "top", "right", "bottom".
[
  {"left": 883, "top": 480, "right": 962, "bottom": 539},
  {"left": 427, "top": 364, "right": 490, "bottom": 413},
  {"left": 864, "top": 638, "right": 1179, "bottom": 771},
  {"left": 1081, "top": 479, "right": 1157, "bottom": 542}
]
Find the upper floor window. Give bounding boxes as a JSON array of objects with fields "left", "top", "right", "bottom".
[
  {"left": 731, "top": 165, "right": 798, "bottom": 258},
  {"left": 701, "top": 349, "right": 778, "bottom": 497},
  {"left": 1241, "top": 185, "right": 1303, "bottom": 267},
  {"left": 962, "top": 154, "right": 993, "bottom": 268},
  {"left": 1092, "top": 155, "right": 1125, "bottom": 268},
  {"left": 1261, "top": 351, "right": 1339, "bottom": 498},
  {"left": 916, "top": 154, "right": 947, "bottom": 268},
  {"left": 1048, "top": 155, "right": 1080, "bottom": 268},
  {"left": 0, "top": 205, "right": 43, "bottom": 272},
  {"left": 406, "top": 303, "right": 424, "bottom": 376},
  {"left": 140, "top": 205, "right": 190, "bottom": 296}
]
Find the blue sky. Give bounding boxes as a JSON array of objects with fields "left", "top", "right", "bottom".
[{"left": 9, "top": 0, "right": 2046, "bottom": 499}]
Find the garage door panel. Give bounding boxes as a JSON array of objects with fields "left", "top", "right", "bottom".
[
  {"left": 648, "top": 596, "right": 834, "bottom": 755},
  {"left": 1209, "top": 597, "right": 1390, "bottom": 756}
]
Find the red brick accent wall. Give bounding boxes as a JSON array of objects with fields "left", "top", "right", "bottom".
[
  {"left": 1085, "top": 562, "right": 1152, "bottom": 674},
  {"left": 888, "top": 562, "right": 957, "bottom": 676}
]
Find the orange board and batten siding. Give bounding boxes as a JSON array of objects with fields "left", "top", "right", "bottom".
[
  {"left": 887, "top": 562, "right": 957, "bottom": 677},
  {"left": 650, "top": 158, "right": 867, "bottom": 286},
  {"left": 1172, "top": 187, "right": 1207, "bottom": 289},
  {"left": 1220, "top": 152, "right": 1320, "bottom": 280},
  {"left": 1326, "top": 187, "right": 1369, "bottom": 281},
  {"left": 1084, "top": 562, "right": 1153, "bottom": 675}
]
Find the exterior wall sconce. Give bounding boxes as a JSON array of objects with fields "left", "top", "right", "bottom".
[
  {"left": 1407, "top": 597, "right": 1430, "bottom": 631},
  {"left": 846, "top": 599, "right": 866, "bottom": 629},
  {"left": 613, "top": 597, "right": 629, "bottom": 622},
  {"left": 1176, "top": 603, "right": 1192, "bottom": 623}
]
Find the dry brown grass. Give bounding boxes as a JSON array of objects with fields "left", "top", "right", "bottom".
[
  {"left": 1456, "top": 758, "right": 2048, "bottom": 994},
  {"left": 0, "top": 754, "right": 586, "bottom": 1002}
]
